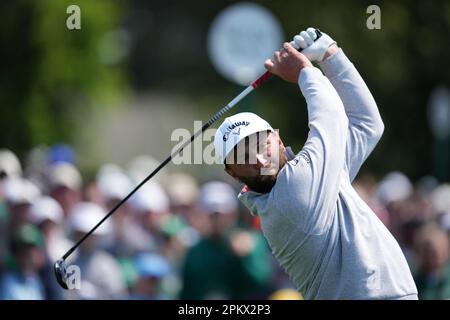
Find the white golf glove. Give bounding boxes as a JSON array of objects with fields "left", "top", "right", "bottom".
[{"left": 289, "top": 27, "right": 336, "bottom": 62}]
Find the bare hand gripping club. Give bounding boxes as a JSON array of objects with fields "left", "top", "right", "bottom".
[{"left": 54, "top": 29, "right": 322, "bottom": 289}]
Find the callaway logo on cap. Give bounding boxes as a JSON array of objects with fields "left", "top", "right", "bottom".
[
  {"left": 222, "top": 121, "right": 250, "bottom": 142},
  {"left": 214, "top": 112, "right": 274, "bottom": 164}
]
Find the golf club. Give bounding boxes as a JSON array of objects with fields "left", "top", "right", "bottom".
[{"left": 54, "top": 29, "right": 322, "bottom": 289}]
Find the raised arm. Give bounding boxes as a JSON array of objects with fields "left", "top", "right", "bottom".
[
  {"left": 293, "top": 28, "right": 384, "bottom": 181},
  {"left": 319, "top": 46, "right": 384, "bottom": 181},
  {"left": 296, "top": 65, "right": 348, "bottom": 220},
  {"left": 265, "top": 43, "right": 348, "bottom": 233}
]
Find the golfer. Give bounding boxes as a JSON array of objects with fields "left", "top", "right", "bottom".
[{"left": 214, "top": 28, "right": 418, "bottom": 300}]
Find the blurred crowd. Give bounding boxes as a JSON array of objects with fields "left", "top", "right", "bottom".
[{"left": 0, "top": 145, "right": 449, "bottom": 300}]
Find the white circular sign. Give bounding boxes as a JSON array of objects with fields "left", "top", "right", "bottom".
[{"left": 207, "top": 2, "right": 284, "bottom": 86}]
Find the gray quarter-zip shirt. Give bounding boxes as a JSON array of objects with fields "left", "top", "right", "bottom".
[{"left": 238, "top": 50, "right": 418, "bottom": 300}]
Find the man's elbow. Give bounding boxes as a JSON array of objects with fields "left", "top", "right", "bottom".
[{"left": 370, "top": 117, "right": 384, "bottom": 143}]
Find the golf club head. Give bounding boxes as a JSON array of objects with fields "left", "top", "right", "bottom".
[{"left": 54, "top": 259, "right": 69, "bottom": 289}]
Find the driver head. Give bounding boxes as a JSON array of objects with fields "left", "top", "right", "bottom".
[{"left": 54, "top": 258, "right": 69, "bottom": 289}]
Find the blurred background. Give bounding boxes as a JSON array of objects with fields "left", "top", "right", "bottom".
[{"left": 0, "top": 0, "right": 449, "bottom": 299}]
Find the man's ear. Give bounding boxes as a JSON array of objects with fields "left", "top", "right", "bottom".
[
  {"left": 273, "top": 130, "right": 280, "bottom": 139},
  {"left": 273, "top": 130, "right": 284, "bottom": 147}
]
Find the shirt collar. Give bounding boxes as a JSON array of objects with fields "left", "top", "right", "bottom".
[{"left": 284, "top": 146, "right": 295, "bottom": 161}]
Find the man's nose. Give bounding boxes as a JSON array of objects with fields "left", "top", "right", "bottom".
[{"left": 255, "top": 153, "right": 271, "bottom": 168}]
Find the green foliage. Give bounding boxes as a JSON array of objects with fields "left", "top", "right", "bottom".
[{"left": 0, "top": 0, "right": 127, "bottom": 156}]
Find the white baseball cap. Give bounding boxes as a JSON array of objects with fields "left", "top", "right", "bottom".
[
  {"left": 0, "top": 149, "right": 22, "bottom": 177},
  {"left": 4, "top": 177, "right": 40, "bottom": 205},
  {"left": 96, "top": 164, "right": 132, "bottom": 201},
  {"left": 127, "top": 155, "right": 168, "bottom": 184},
  {"left": 68, "top": 202, "right": 111, "bottom": 235},
  {"left": 376, "top": 171, "right": 413, "bottom": 205},
  {"left": 214, "top": 112, "right": 274, "bottom": 164},
  {"left": 431, "top": 184, "right": 450, "bottom": 214},
  {"left": 197, "top": 181, "right": 238, "bottom": 214},
  {"left": 48, "top": 163, "right": 82, "bottom": 191},
  {"left": 130, "top": 181, "right": 170, "bottom": 214},
  {"left": 164, "top": 173, "right": 199, "bottom": 207},
  {"left": 30, "top": 196, "right": 64, "bottom": 225}
]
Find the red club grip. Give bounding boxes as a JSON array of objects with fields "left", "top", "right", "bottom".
[{"left": 251, "top": 71, "right": 273, "bottom": 89}]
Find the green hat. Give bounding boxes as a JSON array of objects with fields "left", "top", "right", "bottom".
[
  {"left": 160, "top": 215, "right": 187, "bottom": 237},
  {"left": 12, "top": 224, "right": 43, "bottom": 247}
]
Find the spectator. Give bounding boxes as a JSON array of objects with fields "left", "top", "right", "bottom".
[
  {"left": 127, "top": 155, "right": 169, "bottom": 185},
  {"left": 164, "top": 173, "right": 200, "bottom": 247},
  {"left": 30, "top": 196, "right": 73, "bottom": 299},
  {"left": 431, "top": 184, "right": 450, "bottom": 217},
  {"left": 165, "top": 173, "right": 199, "bottom": 219},
  {"left": 375, "top": 172, "right": 419, "bottom": 265},
  {"left": 130, "top": 253, "right": 170, "bottom": 300},
  {"left": 180, "top": 181, "right": 273, "bottom": 299},
  {"left": 97, "top": 165, "right": 153, "bottom": 257},
  {"left": 0, "top": 149, "right": 22, "bottom": 179},
  {"left": 0, "top": 224, "right": 46, "bottom": 299},
  {"left": 413, "top": 224, "right": 450, "bottom": 299},
  {"left": 29, "top": 196, "right": 73, "bottom": 262},
  {"left": 3, "top": 177, "right": 40, "bottom": 232},
  {"left": 353, "top": 173, "right": 390, "bottom": 227},
  {"left": 131, "top": 181, "right": 171, "bottom": 250},
  {"left": 66, "top": 202, "right": 126, "bottom": 299},
  {"left": 47, "top": 163, "right": 82, "bottom": 217}
]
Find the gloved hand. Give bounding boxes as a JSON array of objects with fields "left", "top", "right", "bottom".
[{"left": 289, "top": 27, "right": 336, "bottom": 62}]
